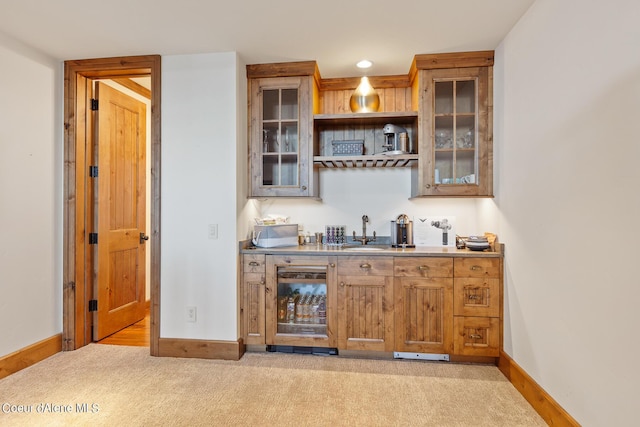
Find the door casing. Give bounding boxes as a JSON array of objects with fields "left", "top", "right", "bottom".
[{"left": 63, "top": 55, "right": 161, "bottom": 355}]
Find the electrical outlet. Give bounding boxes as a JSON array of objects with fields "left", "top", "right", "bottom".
[
  {"left": 208, "top": 224, "right": 218, "bottom": 240},
  {"left": 186, "top": 306, "right": 197, "bottom": 322}
]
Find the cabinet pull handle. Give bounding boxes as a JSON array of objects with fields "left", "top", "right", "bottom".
[
  {"left": 329, "top": 263, "right": 335, "bottom": 268},
  {"left": 469, "top": 334, "right": 482, "bottom": 339},
  {"left": 418, "top": 265, "right": 430, "bottom": 271},
  {"left": 468, "top": 295, "right": 481, "bottom": 300},
  {"left": 248, "top": 261, "right": 260, "bottom": 267},
  {"left": 340, "top": 282, "right": 345, "bottom": 287},
  {"left": 302, "top": 186, "right": 307, "bottom": 190},
  {"left": 471, "top": 265, "right": 482, "bottom": 271},
  {"left": 360, "top": 263, "right": 371, "bottom": 269}
]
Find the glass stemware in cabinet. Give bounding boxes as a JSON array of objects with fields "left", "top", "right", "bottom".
[{"left": 433, "top": 78, "right": 478, "bottom": 185}]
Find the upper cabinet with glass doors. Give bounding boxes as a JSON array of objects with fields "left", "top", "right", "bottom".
[
  {"left": 247, "top": 52, "right": 493, "bottom": 199},
  {"left": 247, "top": 62, "right": 318, "bottom": 198},
  {"left": 413, "top": 52, "right": 493, "bottom": 197}
]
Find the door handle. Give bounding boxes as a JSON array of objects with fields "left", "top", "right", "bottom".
[{"left": 140, "top": 232, "right": 149, "bottom": 244}]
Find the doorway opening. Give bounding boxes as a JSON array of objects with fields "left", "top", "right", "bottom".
[{"left": 62, "top": 55, "right": 161, "bottom": 355}]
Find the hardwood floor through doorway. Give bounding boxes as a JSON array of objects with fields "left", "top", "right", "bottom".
[{"left": 97, "top": 307, "right": 150, "bottom": 347}]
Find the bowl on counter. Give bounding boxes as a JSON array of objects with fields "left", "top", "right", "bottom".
[{"left": 464, "top": 235, "right": 491, "bottom": 251}]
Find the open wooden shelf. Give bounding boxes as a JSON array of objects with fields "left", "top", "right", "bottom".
[{"left": 314, "top": 111, "right": 418, "bottom": 126}]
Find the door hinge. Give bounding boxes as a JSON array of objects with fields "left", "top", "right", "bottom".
[
  {"left": 89, "top": 233, "right": 98, "bottom": 244},
  {"left": 89, "top": 299, "right": 98, "bottom": 312},
  {"left": 89, "top": 165, "right": 98, "bottom": 177},
  {"left": 91, "top": 99, "right": 99, "bottom": 111}
]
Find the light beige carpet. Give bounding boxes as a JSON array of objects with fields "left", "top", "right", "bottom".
[{"left": 0, "top": 344, "right": 545, "bottom": 426}]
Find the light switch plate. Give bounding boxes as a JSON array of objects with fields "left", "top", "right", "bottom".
[{"left": 208, "top": 224, "right": 218, "bottom": 240}]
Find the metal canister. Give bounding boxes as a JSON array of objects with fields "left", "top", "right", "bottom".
[{"left": 399, "top": 132, "right": 410, "bottom": 153}]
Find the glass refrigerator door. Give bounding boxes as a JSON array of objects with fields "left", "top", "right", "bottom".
[{"left": 276, "top": 266, "right": 327, "bottom": 336}]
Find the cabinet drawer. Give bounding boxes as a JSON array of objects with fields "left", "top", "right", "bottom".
[
  {"left": 454, "top": 258, "right": 500, "bottom": 278},
  {"left": 394, "top": 257, "right": 453, "bottom": 278},
  {"left": 243, "top": 254, "right": 266, "bottom": 273},
  {"left": 454, "top": 278, "right": 500, "bottom": 317},
  {"left": 338, "top": 256, "right": 393, "bottom": 276},
  {"left": 453, "top": 316, "right": 499, "bottom": 357}
]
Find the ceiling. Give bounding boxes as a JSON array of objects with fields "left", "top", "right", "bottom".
[{"left": 0, "top": 0, "right": 535, "bottom": 78}]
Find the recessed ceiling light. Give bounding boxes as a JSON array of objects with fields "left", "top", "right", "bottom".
[{"left": 356, "top": 60, "right": 373, "bottom": 69}]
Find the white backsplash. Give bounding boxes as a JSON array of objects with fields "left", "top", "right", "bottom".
[{"left": 257, "top": 168, "right": 487, "bottom": 240}]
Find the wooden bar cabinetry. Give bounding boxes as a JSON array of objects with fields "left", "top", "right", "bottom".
[
  {"left": 452, "top": 257, "right": 502, "bottom": 356},
  {"left": 247, "top": 51, "right": 494, "bottom": 199},
  {"left": 414, "top": 59, "right": 493, "bottom": 197},
  {"left": 247, "top": 62, "right": 319, "bottom": 198},
  {"left": 240, "top": 247, "right": 503, "bottom": 361}
]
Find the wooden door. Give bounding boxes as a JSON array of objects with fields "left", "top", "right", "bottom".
[
  {"left": 93, "top": 82, "right": 147, "bottom": 340},
  {"left": 394, "top": 277, "right": 453, "bottom": 354},
  {"left": 337, "top": 275, "right": 394, "bottom": 352},
  {"left": 243, "top": 274, "right": 266, "bottom": 345}
]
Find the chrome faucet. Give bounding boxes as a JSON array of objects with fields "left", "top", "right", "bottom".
[{"left": 353, "top": 214, "right": 376, "bottom": 245}]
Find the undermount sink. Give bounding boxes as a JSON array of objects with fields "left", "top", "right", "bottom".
[{"left": 341, "top": 246, "right": 387, "bottom": 251}]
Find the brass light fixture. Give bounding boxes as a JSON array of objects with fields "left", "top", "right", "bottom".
[{"left": 349, "top": 76, "right": 380, "bottom": 113}]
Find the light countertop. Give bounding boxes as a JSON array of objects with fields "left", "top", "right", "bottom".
[{"left": 240, "top": 242, "right": 503, "bottom": 258}]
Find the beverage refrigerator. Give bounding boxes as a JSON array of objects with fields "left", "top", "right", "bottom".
[{"left": 265, "top": 255, "right": 337, "bottom": 354}]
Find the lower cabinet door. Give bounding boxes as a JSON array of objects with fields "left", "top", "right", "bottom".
[
  {"left": 337, "top": 275, "right": 394, "bottom": 352},
  {"left": 453, "top": 316, "right": 500, "bottom": 357},
  {"left": 394, "top": 277, "right": 453, "bottom": 354},
  {"left": 243, "top": 273, "right": 266, "bottom": 345}
]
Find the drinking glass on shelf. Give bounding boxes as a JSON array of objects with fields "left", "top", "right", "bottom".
[
  {"left": 263, "top": 129, "right": 269, "bottom": 153},
  {"left": 435, "top": 130, "right": 452, "bottom": 148}
]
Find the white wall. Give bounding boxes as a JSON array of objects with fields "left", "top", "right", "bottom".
[
  {"left": 492, "top": 0, "right": 640, "bottom": 425},
  {"left": 160, "top": 52, "right": 240, "bottom": 341},
  {"left": 0, "top": 33, "right": 62, "bottom": 356}
]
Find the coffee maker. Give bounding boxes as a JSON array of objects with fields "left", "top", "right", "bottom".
[
  {"left": 382, "top": 124, "right": 412, "bottom": 154},
  {"left": 390, "top": 214, "right": 415, "bottom": 248}
]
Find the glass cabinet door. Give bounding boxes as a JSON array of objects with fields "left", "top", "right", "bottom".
[
  {"left": 433, "top": 78, "right": 478, "bottom": 186},
  {"left": 275, "top": 266, "right": 327, "bottom": 336},
  {"left": 261, "top": 88, "right": 300, "bottom": 187}
]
